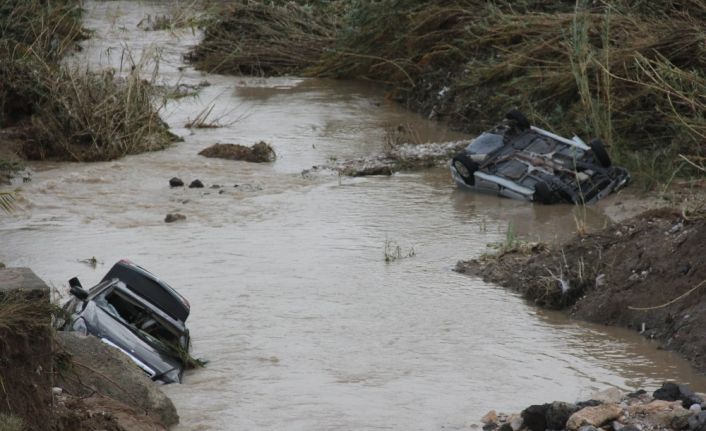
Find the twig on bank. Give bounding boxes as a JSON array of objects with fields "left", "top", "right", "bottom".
[{"left": 628, "top": 279, "right": 706, "bottom": 311}]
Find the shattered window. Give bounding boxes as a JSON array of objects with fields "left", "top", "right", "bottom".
[{"left": 96, "top": 289, "right": 183, "bottom": 350}]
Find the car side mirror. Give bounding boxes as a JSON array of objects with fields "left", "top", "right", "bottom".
[{"left": 69, "top": 277, "right": 89, "bottom": 300}]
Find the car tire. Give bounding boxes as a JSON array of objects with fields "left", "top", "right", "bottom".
[
  {"left": 589, "top": 138, "right": 611, "bottom": 167},
  {"left": 452, "top": 153, "right": 478, "bottom": 185},
  {"left": 534, "top": 181, "right": 554, "bottom": 204},
  {"left": 505, "top": 109, "right": 531, "bottom": 131}
]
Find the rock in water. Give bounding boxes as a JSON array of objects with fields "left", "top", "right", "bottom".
[
  {"left": 165, "top": 213, "right": 186, "bottom": 223},
  {"left": 169, "top": 177, "right": 184, "bottom": 187},
  {"left": 189, "top": 179, "right": 204, "bottom": 188}
]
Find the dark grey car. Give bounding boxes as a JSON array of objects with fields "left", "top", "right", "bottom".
[
  {"left": 450, "top": 110, "right": 630, "bottom": 204},
  {"left": 63, "top": 260, "right": 191, "bottom": 384}
]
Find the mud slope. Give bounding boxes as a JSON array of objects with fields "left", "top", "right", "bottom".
[{"left": 457, "top": 208, "right": 706, "bottom": 371}]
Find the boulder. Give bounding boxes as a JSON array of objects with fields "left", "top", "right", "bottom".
[
  {"left": 188, "top": 179, "right": 204, "bottom": 188},
  {"left": 653, "top": 382, "right": 680, "bottom": 401},
  {"left": 591, "top": 387, "right": 623, "bottom": 404},
  {"left": 55, "top": 332, "right": 178, "bottom": 427},
  {"left": 169, "top": 177, "right": 184, "bottom": 187},
  {"left": 522, "top": 404, "right": 549, "bottom": 431},
  {"left": 566, "top": 404, "right": 622, "bottom": 430},
  {"left": 546, "top": 401, "right": 579, "bottom": 430},
  {"left": 652, "top": 382, "right": 703, "bottom": 408}
]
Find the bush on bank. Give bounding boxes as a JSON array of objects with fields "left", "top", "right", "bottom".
[
  {"left": 0, "top": 0, "right": 177, "bottom": 162},
  {"left": 190, "top": 0, "right": 706, "bottom": 185}
]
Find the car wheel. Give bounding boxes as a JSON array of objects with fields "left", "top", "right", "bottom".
[
  {"left": 505, "top": 109, "right": 530, "bottom": 131},
  {"left": 589, "top": 138, "right": 612, "bottom": 167},
  {"left": 534, "top": 181, "right": 554, "bottom": 204},
  {"left": 452, "top": 153, "right": 478, "bottom": 185}
]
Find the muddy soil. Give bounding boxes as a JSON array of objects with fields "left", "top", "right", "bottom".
[
  {"left": 53, "top": 393, "right": 168, "bottom": 431},
  {"left": 457, "top": 208, "right": 706, "bottom": 372}
]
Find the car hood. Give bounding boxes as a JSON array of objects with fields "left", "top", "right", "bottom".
[{"left": 77, "top": 302, "right": 183, "bottom": 383}]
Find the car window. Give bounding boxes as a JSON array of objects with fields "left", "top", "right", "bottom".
[{"left": 95, "top": 289, "right": 184, "bottom": 349}]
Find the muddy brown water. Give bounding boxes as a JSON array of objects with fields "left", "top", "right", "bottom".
[{"left": 2, "top": 2, "right": 706, "bottom": 430}]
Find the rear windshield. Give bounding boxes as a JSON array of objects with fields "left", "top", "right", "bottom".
[{"left": 95, "top": 289, "right": 184, "bottom": 350}]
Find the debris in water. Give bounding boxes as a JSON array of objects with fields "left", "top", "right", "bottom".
[
  {"left": 198, "top": 141, "right": 276, "bottom": 163},
  {"left": 165, "top": 213, "right": 186, "bottom": 223},
  {"left": 78, "top": 257, "right": 100, "bottom": 268}
]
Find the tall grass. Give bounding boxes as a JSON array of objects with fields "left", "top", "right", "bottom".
[
  {"left": 1, "top": 0, "right": 177, "bottom": 162},
  {"left": 190, "top": 0, "right": 706, "bottom": 185},
  {"left": 186, "top": 1, "right": 338, "bottom": 75},
  {"left": 24, "top": 66, "right": 176, "bottom": 161}
]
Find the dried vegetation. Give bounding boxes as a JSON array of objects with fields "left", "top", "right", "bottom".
[
  {"left": 189, "top": 0, "right": 706, "bottom": 185},
  {"left": 1, "top": 0, "right": 177, "bottom": 163}
]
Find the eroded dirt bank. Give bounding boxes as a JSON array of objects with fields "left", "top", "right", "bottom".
[{"left": 457, "top": 208, "right": 706, "bottom": 372}]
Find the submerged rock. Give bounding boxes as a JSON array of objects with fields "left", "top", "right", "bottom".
[{"left": 198, "top": 141, "right": 275, "bottom": 163}]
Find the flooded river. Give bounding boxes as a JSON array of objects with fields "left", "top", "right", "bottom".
[{"left": 2, "top": 2, "right": 706, "bottom": 430}]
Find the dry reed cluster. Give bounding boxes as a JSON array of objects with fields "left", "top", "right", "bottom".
[{"left": 1, "top": 0, "right": 177, "bottom": 162}]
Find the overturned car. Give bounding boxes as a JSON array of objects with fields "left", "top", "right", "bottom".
[
  {"left": 62, "top": 260, "right": 192, "bottom": 384},
  {"left": 450, "top": 111, "right": 629, "bottom": 204}
]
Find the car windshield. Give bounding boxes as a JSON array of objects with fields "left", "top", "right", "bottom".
[{"left": 95, "top": 289, "right": 184, "bottom": 351}]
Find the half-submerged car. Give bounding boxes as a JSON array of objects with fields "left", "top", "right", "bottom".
[
  {"left": 450, "top": 110, "right": 629, "bottom": 204},
  {"left": 63, "top": 260, "right": 191, "bottom": 384}
]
